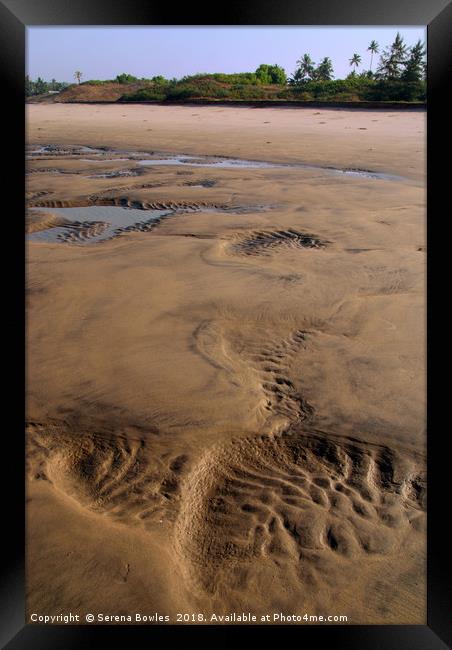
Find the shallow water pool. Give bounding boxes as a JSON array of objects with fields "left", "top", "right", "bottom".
[{"left": 27, "top": 206, "right": 173, "bottom": 245}]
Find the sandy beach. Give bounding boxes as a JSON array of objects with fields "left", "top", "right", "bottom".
[{"left": 26, "top": 104, "right": 426, "bottom": 624}]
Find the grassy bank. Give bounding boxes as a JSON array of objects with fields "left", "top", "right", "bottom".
[
  {"left": 119, "top": 76, "right": 426, "bottom": 104},
  {"left": 27, "top": 74, "right": 426, "bottom": 106}
]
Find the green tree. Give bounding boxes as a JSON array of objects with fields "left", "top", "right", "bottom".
[
  {"left": 290, "top": 54, "right": 315, "bottom": 84},
  {"left": 376, "top": 52, "right": 397, "bottom": 79},
  {"left": 401, "top": 40, "right": 426, "bottom": 81},
  {"left": 313, "top": 57, "right": 334, "bottom": 81},
  {"left": 25, "top": 75, "right": 33, "bottom": 96},
  {"left": 151, "top": 75, "right": 168, "bottom": 85},
  {"left": 349, "top": 53, "right": 362, "bottom": 73},
  {"left": 376, "top": 32, "right": 408, "bottom": 79},
  {"left": 35, "top": 77, "right": 47, "bottom": 94},
  {"left": 268, "top": 64, "right": 287, "bottom": 84},
  {"left": 255, "top": 64, "right": 287, "bottom": 85},
  {"left": 393, "top": 32, "right": 408, "bottom": 60},
  {"left": 115, "top": 73, "right": 138, "bottom": 84},
  {"left": 255, "top": 64, "right": 271, "bottom": 84},
  {"left": 367, "top": 40, "right": 379, "bottom": 72},
  {"left": 74, "top": 70, "right": 83, "bottom": 84}
]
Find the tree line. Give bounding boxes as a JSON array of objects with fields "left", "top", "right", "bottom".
[
  {"left": 26, "top": 33, "right": 426, "bottom": 102},
  {"left": 289, "top": 33, "right": 425, "bottom": 83},
  {"left": 25, "top": 76, "right": 70, "bottom": 96}
]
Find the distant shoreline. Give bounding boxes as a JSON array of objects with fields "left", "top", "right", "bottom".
[{"left": 27, "top": 98, "right": 426, "bottom": 110}]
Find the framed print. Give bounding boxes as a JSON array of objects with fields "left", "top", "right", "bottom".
[{"left": 0, "top": 0, "right": 450, "bottom": 647}]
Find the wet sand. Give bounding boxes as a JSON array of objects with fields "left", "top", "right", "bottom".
[{"left": 26, "top": 104, "right": 426, "bottom": 624}]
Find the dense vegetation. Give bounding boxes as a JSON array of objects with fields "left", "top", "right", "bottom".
[
  {"left": 25, "top": 76, "right": 70, "bottom": 96},
  {"left": 26, "top": 33, "right": 426, "bottom": 104}
]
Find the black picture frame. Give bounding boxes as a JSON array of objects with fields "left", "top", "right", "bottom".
[{"left": 1, "top": 0, "right": 450, "bottom": 647}]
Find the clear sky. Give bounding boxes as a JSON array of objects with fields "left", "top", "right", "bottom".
[{"left": 27, "top": 26, "right": 426, "bottom": 82}]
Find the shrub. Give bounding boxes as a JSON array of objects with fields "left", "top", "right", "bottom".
[
  {"left": 120, "top": 88, "right": 167, "bottom": 101},
  {"left": 115, "top": 73, "right": 139, "bottom": 84},
  {"left": 165, "top": 85, "right": 198, "bottom": 100},
  {"left": 362, "top": 79, "right": 425, "bottom": 102},
  {"left": 255, "top": 64, "right": 287, "bottom": 85},
  {"left": 118, "top": 72, "right": 426, "bottom": 104},
  {"left": 82, "top": 79, "right": 108, "bottom": 85},
  {"left": 229, "top": 84, "right": 267, "bottom": 99},
  {"left": 151, "top": 75, "right": 168, "bottom": 85}
]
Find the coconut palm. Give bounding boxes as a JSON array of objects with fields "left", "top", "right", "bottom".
[
  {"left": 367, "top": 40, "right": 379, "bottom": 72},
  {"left": 314, "top": 57, "right": 334, "bottom": 81},
  {"left": 296, "top": 53, "right": 315, "bottom": 80},
  {"left": 74, "top": 70, "right": 83, "bottom": 84},
  {"left": 349, "top": 53, "right": 362, "bottom": 73}
]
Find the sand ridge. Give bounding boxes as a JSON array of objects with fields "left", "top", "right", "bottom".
[{"left": 174, "top": 430, "right": 425, "bottom": 616}]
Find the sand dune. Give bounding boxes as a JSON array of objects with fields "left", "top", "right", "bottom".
[{"left": 26, "top": 104, "right": 426, "bottom": 624}]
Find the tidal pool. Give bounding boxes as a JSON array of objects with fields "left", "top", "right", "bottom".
[
  {"left": 137, "top": 154, "right": 402, "bottom": 180},
  {"left": 27, "top": 206, "right": 173, "bottom": 244},
  {"left": 28, "top": 145, "right": 404, "bottom": 181}
]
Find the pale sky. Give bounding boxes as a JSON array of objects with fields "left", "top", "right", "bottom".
[{"left": 27, "top": 26, "right": 426, "bottom": 82}]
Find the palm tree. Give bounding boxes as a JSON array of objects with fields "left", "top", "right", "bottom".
[
  {"left": 367, "top": 40, "right": 379, "bottom": 72},
  {"left": 314, "top": 57, "right": 334, "bottom": 81},
  {"left": 74, "top": 70, "right": 83, "bottom": 84},
  {"left": 296, "top": 53, "right": 315, "bottom": 80},
  {"left": 349, "top": 53, "right": 362, "bottom": 73}
]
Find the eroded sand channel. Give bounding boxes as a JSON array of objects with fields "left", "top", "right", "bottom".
[{"left": 28, "top": 143, "right": 406, "bottom": 181}]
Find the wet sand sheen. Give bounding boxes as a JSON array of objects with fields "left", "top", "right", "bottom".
[
  {"left": 26, "top": 104, "right": 426, "bottom": 624},
  {"left": 28, "top": 143, "right": 407, "bottom": 181},
  {"left": 27, "top": 202, "right": 274, "bottom": 244},
  {"left": 27, "top": 206, "right": 173, "bottom": 243}
]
